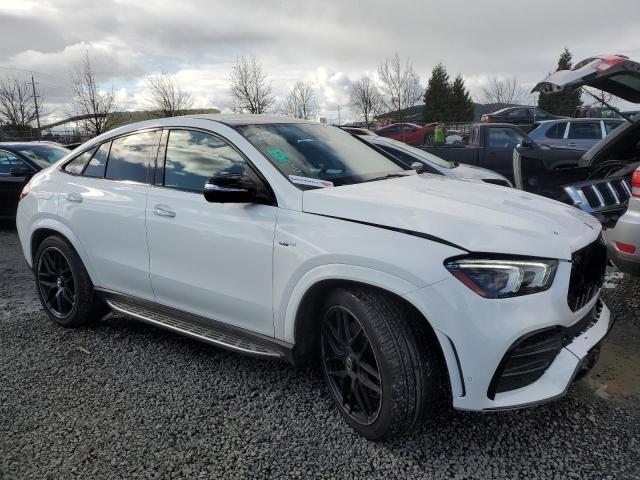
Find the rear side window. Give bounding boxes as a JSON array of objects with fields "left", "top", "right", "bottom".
[
  {"left": 163, "top": 130, "right": 248, "bottom": 192},
  {"left": 545, "top": 122, "right": 567, "bottom": 139},
  {"left": 568, "top": 122, "right": 601, "bottom": 140},
  {"left": 105, "top": 131, "right": 160, "bottom": 183},
  {"left": 64, "top": 147, "right": 97, "bottom": 174},
  {"left": 83, "top": 142, "right": 110, "bottom": 177}
]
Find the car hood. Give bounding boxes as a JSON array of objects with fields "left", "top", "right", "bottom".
[
  {"left": 532, "top": 55, "right": 640, "bottom": 104},
  {"left": 302, "top": 175, "right": 601, "bottom": 260}
]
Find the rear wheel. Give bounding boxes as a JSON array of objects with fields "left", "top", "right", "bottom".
[
  {"left": 320, "top": 287, "right": 446, "bottom": 440},
  {"left": 34, "top": 236, "right": 107, "bottom": 327}
]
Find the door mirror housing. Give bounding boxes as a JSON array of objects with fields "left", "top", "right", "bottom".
[
  {"left": 519, "top": 137, "right": 534, "bottom": 149},
  {"left": 410, "top": 161, "right": 425, "bottom": 173},
  {"left": 204, "top": 173, "right": 258, "bottom": 203},
  {"left": 10, "top": 166, "right": 32, "bottom": 177}
]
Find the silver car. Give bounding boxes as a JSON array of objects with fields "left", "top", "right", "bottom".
[
  {"left": 529, "top": 118, "right": 623, "bottom": 151},
  {"left": 605, "top": 167, "right": 640, "bottom": 275},
  {"left": 367, "top": 136, "right": 513, "bottom": 187}
]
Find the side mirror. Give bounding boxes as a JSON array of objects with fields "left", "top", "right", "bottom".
[
  {"left": 410, "top": 162, "right": 425, "bottom": 173},
  {"left": 204, "top": 173, "right": 257, "bottom": 203},
  {"left": 519, "top": 137, "right": 533, "bottom": 149},
  {"left": 10, "top": 166, "right": 31, "bottom": 177}
]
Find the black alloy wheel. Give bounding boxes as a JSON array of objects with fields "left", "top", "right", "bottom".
[
  {"left": 37, "top": 246, "right": 76, "bottom": 318},
  {"left": 321, "top": 305, "right": 383, "bottom": 426}
]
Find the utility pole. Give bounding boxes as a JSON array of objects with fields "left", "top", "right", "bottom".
[
  {"left": 30, "top": 73, "right": 41, "bottom": 139},
  {"left": 337, "top": 105, "right": 341, "bottom": 125}
]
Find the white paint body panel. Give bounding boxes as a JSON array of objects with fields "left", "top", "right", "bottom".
[{"left": 15, "top": 114, "right": 609, "bottom": 413}]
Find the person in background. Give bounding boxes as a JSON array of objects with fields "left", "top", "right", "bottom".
[{"left": 434, "top": 122, "right": 445, "bottom": 145}]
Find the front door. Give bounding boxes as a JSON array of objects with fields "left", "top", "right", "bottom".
[
  {"left": 484, "top": 126, "right": 524, "bottom": 181},
  {"left": 146, "top": 129, "right": 277, "bottom": 336}
]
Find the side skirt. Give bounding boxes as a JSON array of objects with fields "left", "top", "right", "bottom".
[{"left": 95, "top": 288, "right": 296, "bottom": 363}]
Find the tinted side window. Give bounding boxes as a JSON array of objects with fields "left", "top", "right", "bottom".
[
  {"left": 105, "top": 131, "right": 159, "bottom": 183},
  {"left": 545, "top": 122, "right": 567, "bottom": 139},
  {"left": 164, "top": 130, "right": 247, "bottom": 192},
  {"left": 378, "top": 145, "right": 415, "bottom": 166},
  {"left": 64, "top": 147, "right": 97, "bottom": 174},
  {"left": 568, "top": 122, "right": 601, "bottom": 140},
  {"left": 83, "top": 142, "right": 110, "bottom": 177},
  {"left": 488, "top": 127, "right": 523, "bottom": 148},
  {"left": 0, "top": 150, "right": 29, "bottom": 175}
]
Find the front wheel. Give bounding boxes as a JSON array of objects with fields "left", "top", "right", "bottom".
[{"left": 320, "top": 287, "right": 446, "bottom": 440}]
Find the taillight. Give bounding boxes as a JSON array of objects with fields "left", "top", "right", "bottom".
[
  {"left": 482, "top": 115, "right": 491, "bottom": 123},
  {"left": 595, "top": 55, "right": 628, "bottom": 72},
  {"left": 615, "top": 242, "right": 637, "bottom": 255},
  {"left": 632, "top": 168, "right": 640, "bottom": 198},
  {"left": 19, "top": 182, "right": 30, "bottom": 201}
]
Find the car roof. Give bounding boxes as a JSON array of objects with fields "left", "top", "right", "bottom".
[
  {"left": 537, "top": 118, "right": 623, "bottom": 124},
  {"left": 0, "top": 141, "right": 66, "bottom": 147},
  {"left": 189, "top": 114, "right": 315, "bottom": 126}
]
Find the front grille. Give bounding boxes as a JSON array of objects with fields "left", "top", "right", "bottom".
[
  {"left": 563, "top": 177, "right": 631, "bottom": 214},
  {"left": 567, "top": 238, "right": 607, "bottom": 312},
  {"left": 488, "top": 300, "right": 603, "bottom": 399}
]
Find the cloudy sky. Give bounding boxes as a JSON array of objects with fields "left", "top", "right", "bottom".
[{"left": 1, "top": 0, "right": 640, "bottom": 124}]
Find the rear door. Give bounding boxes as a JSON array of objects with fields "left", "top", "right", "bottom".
[
  {"left": 566, "top": 120, "right": 602, "bottom": 150},
  {"left": 0, "top": 150, "right": 35, "bottom": 218},
  {"left": 57, "top": 130, "right": 161, "bottom": 301}
]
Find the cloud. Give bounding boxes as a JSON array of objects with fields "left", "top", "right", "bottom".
[{"left": 0, "top": 0, "right": 639, "bottom": 124}]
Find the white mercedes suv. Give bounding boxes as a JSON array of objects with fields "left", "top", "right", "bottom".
[{"left": 16, "top": 115, "right": 612, "bottom": 440}]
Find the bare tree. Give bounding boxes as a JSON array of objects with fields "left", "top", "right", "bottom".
[
  {"left": 71, "top": 52, "right": 116, "bottom": 137},
  {"left": 230, "top": 55, "right": 274, "bottom": 114},
  {"left": 481, "top": 76, "right": 527, "bottom": 109},
  {"left": 350, "top": 75, "right": 383, "bottom": 128},
  {"left": 377, "top": 53, "right": 422, "bottom": 121},
  {"left": 284, "top": 81, "right": 317, "bottom": 120},
  {"left": 0, "top": 75, "right": 38, "bottom": 128},
  {"left": 144, "top": 72, "right": 194, "bottom": 117}
]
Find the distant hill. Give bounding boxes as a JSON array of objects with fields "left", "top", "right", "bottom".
[{"left": 108, "top": 108, "right": 221, "bottom": 130}]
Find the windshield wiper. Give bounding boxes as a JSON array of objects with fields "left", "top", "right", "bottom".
[{"left": 363, "top": 172, "right": 411, "bottom": 183}]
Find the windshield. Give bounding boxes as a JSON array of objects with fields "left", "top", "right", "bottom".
[
  {"left": 236, "top": 123, "right": 408, "bottom": 189},
  {"left": 14, "top": 144, "right": 69, "bottom": 169},
  {"left": 379, "top": 138, "right": 454, "bottom": 169}
]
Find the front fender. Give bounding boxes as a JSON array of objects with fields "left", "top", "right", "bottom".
[{"left": 278, "top": 264, "right": 419, "bottom": 343}]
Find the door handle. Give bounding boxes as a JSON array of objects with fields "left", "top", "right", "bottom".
[
  {"left": 65, "top": 192, "right": 83, "bottom": 203},
  {"left": 567, "top": 142, "right": 577, "bottom": 147},
  {"left": 152, "top": 205, "right": 176, "bottom": 218}
]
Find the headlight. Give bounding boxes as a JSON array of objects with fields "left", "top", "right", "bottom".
[{"left": 444, "top": 257, "right": 558, "bottom": 298}]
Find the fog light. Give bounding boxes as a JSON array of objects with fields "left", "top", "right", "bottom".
[{"left": 615, "top": 242, "right": 636, "bottom": 254}]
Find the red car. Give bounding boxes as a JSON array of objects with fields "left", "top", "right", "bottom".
[{"left": 373, "top": 122, "right": 436, "bottom": 146}]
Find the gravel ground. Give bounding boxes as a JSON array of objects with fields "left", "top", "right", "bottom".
[{"left": 1, "top": 224, "right": 639, "bottom": 480}]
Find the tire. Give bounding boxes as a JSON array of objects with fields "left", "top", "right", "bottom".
[
  {"left": 320, "top": 287, "right": 446, "bottom": 440},
  {"left": 34, "top": 235, "right": 107, "bottom": 327},
  {"left": 423, "top": 132, "right": 434, "bottom": 146}
]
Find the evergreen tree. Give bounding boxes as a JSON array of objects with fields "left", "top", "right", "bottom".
[
  {"left": 423, "top": 63, "right": 451, "bottom": 122},
  {"left": 449, "top": 75, "right": 474, "bottom": 122},
  {"left": 538, "top": 47, "right": 582, "bottom": 116}
]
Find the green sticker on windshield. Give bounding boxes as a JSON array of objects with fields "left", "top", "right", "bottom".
[{"left": 266, "top": 148, "right": 290, "bottom": 163}]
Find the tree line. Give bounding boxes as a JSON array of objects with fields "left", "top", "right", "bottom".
[{"left": 0, "top": 48, "right": 586, "bottom": 138}]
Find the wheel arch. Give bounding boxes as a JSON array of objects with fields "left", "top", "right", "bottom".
[
  {"left": 287, "top": 273, "right": 455, "bottom": 397},
  {"left": 29, "top": 219, "right": 99, "bottom": 285}
]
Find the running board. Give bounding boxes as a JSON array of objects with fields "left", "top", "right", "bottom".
[{"left": 100, "top": 294, "right": 293, "bottom": 361}]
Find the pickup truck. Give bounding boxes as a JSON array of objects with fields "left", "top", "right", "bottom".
[{"left": 420, "top": 122, "right": 583, "bottom": 183}]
